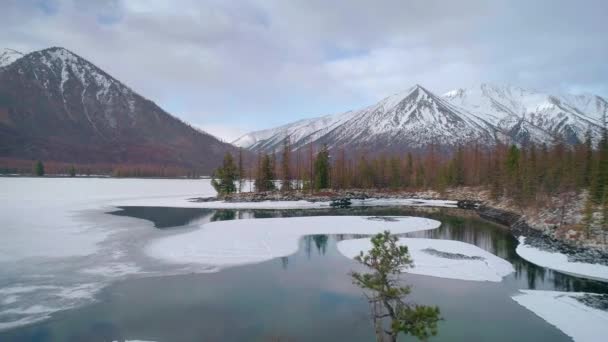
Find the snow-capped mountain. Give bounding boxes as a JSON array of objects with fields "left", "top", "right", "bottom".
[
  {"left": 0, "top": 47, "right": 235, "bottom": 171},
  {"left": 0, "top": 48, "right": 23, "bottom": 68},
  {"left": 443, "top": 84, "right": 606, "bottom": 144},
  {"left": 235, "top": 84, "right": 606, "bottom": 153}
]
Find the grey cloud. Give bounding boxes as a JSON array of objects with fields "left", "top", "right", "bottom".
[{"left": 0, "top": 0, "right": 606, "bottom": 139}]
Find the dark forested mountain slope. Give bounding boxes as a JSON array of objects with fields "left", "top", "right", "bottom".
[{"left": 0, "top": 47, "right": 235, "bottom": 173}]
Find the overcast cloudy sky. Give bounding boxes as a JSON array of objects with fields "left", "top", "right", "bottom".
[{"left": 2, "top": 0, "right": 607, "bottom": 141}]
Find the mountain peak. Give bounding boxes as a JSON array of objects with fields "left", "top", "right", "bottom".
[{"left": 0, "top": 48, "right": 24, "bottom": 68}]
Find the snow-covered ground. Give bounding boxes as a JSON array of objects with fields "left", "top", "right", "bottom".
[
  {"left": 512, "top": 290, "right": 608, "bottom": 342},
  {"left": 338, "top": 237, "right": 514, "bottom": 282},
  {"left": 516, "top": 237, "right": 608, "bottom": 282},
  {"left": 145, "top": 216, "right": 441, "bottom": 269}
]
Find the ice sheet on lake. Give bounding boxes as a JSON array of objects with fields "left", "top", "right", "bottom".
[
  {"left": 516, "top": 237, "right": 608, "bottom": 282},
  {"left": 0, "top": 178, "right": 216, "bottom": 261},
  {"left": 145, "top": 216, "right": 441, "bottom": 269},
  {"left": 512, "top": 290, "right": 608, "bottom": 342},
  {"left": 338, "top": 237, "right": 514, "bottom": 282},
  {"left": 0, "top": 178, "right": 215, "bottom": 331}
]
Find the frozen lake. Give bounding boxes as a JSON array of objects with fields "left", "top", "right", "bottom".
[{"left": 1, "top": 178, "right": 607, "bottom": 341}]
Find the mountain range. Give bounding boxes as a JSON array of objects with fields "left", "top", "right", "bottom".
[
  {"left": 0, "top": 47, "right": 235, "bottom": 173},
  {"left": 234, "top": 84, "right": 607, "bottom": 153}
]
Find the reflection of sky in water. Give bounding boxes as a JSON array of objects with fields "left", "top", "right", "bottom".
[{"left": 2, "top": 207, "right": 608, "bottom": 342}]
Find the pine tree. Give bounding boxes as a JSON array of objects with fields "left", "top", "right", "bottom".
[
  {"left": 404, "top": 152, "right": 413, "bottom": 188},
  {"left": 351, "top": 231, "right": 441, "bottom": 342},
  {"left": 237, "top": 148, "right": 245, "bottom": 192},
  {"left": 505, "top": 145, "right": 522, "bottom": 199},
  {"left": 69, "top": 165, "right": 76, "bottom": 177},
  {"left": 35, "top": 160, "right": 45, "bottom": 177},
  {"left": 592, "top": 123, "right": 608, "bottom": 203},
  {"left": 389, "top": 156, "right": 401, "bottom": 189},
  {"left": 211, "top": 153, "right": 237, "bottom": 195},
  {"left": 452, "top": 146, "right": 465, "bottom": 186},
  {"left": 583, "top": 130, "right": 593, "bottom": 187},
  {"left": 255, "top": 154, "right": 276, "bottom": 192},
  {"left": 582, "top": 195, "right": 595, "bottom": 239},
  {"left": 314, "top": 144, "right": 330, "bottom": 190},
  {"left": 280, "top": 137, "right": 292, "bottom": 191}
]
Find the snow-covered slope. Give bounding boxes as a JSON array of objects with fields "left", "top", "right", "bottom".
[
  {"left": 444, "top": 84, "right": 605, "bottom": 144},
  {"left": 0, "top": 48, "right": 23, "bottom": 68},
  {"left": 235, "top": 83, "right": 606, "bottom": 153},
  {"left": 235, "top": 85, "right": 499, "bottom": 153}
]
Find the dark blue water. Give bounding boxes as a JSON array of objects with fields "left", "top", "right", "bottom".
[{"left": 3, "top": 207, "right": 607, "bottom": 342}]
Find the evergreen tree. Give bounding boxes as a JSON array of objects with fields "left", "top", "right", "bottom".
[
  {"left": 592, "top": 124, "right": 608, "bottom": 203},
  {"left": 314, "top": 144, "right": 330, "bottom": 190},
  {"left": 211, "top": 153, "right": 237, "bottom": 195},
  {"left": 582, "top": 193, "right": 595, "bottom": 239},
  {"left": 255, "top": 154, "right": 276, "bottom": 192},
  {"left": 583, "top": 130, "right": 593, "bottom": 187},
  {"left": 452, "top": 146, "right": 465, "bottom": 186},
  {"left": 505, "top": 145, "right": 522, "bottom": 200},
  {"left": 35, "top": 160, "right": 45, "bottom": 177},
  {"left": 351, "top": 231, "right": 441, "bottom": 342},
  {"left": 69, "top": 165, "right": 76, "bottom": 177},
  {"left": 389, "top": 156, "right": 401, "bottom": 189},
  {"left": 280, "top": 137, "right": 292, "bottom": 191},
  {"left": 237, "top": 148, "right": 245, "bottom": 192},
  {"left": 404, "top": 152, "right": 413, "bottom": 188}
]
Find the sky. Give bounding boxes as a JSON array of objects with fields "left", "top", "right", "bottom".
[{"left": 1, "top": 0, "right": 607, "bottom": 141}]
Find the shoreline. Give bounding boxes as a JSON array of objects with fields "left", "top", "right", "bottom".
[{"left": 192, "top": 189, "right": 608, "bottom": 267}]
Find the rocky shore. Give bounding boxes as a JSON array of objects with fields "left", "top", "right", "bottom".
[{"left": 192, "top": 188, "right": 608, "bottom": 267}]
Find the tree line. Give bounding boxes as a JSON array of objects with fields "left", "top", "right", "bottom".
[
  {"left": 215, "top": 131, "right": 606, "bottom": 198},
  {"left": 212, "top": 129, "right": 608, "bottom": 233}
]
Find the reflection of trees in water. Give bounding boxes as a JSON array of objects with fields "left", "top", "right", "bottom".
[
  {"left": 211, "top": 210, "right": 236, "bottom": 221},
  {"left": 312, "top": 235, "right": 328, "bottom": 255},
  {"left": 302, "top": 235, "right": 329, "bottom": 257},
  {"left": 280, "top": 256, "right": 289, "bottom": 270}
]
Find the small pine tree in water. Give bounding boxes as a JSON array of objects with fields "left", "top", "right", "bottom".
[
  {"left": 351, "top": 231, "right": 441, "bottom": 342},
  {"left": 34, "top": 160, "right": 45, "bottom": 177}
]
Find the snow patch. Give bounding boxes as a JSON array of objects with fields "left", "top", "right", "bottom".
[
  {"left": 338, "top": 237, "right": 514, "bottom": 282},
  {"left": 512, "top": 290, "right": 608, "bottom": 342},
  {"left": 516, "top": 237, "right": 608, "bottom": 282}
]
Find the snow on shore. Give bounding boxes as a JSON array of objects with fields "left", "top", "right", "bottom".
[
  {"left": 516, "top": 237, "right": 608, "bottom": 282},
  {"left": 114, "top": 197, "right": 458, "bottom": 209},
  {"left": 146, "top": 216, "right": 441, "bottom": 269},
  {"left": 338, "top": 237, "right": 514, "bottom": 282},
  {"left": 512, "top": 290, "right": 608, "bottom": 342}
]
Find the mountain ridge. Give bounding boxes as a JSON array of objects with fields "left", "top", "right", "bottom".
[
  {"left": 234, "top": 83, "right": 607, "bottom": 153},
  {"left": 0, "top": 46, "right": 236, "bottom": 173}
]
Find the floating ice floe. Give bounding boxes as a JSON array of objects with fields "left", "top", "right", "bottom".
[
  {"left": 512, "top": 290, "right": 608, "bottom": 342},
  {"left": 516, "top": 237, "right": 608, "bottom": 282},
  {"left": 145, "top": 216, "right": 441, "bottom": 269},
  {"left": 338, "top": 237, "right": 514, "bottom": 282}
]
